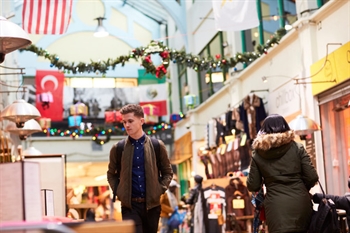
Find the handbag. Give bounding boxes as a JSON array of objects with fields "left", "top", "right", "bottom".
[
  {"left": 167, "top": 207, "right": 186, "bottom": 228},
  {"left": 309, "top": 181, "right": 341, "bottom": 233}
]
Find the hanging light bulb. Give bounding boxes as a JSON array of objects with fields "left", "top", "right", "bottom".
[{"left": 93, "top": 17, "right": 109, "bottom": 38}]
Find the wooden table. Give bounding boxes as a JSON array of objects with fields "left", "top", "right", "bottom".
[{"left": 68, "top": 203, "right": 98, "bottom": 219}]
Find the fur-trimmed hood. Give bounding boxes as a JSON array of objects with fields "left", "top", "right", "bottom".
[{"left": 252, "top": 130, "right": 295, "bottom": 159}]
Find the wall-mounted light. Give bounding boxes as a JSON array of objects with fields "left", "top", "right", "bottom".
[{"left": 93, "top": 17, "right": 109, "bottom": 38}]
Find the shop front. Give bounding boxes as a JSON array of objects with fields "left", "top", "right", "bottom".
[{"left": 311, "top": 42, "right": 350, "bottom": 195}]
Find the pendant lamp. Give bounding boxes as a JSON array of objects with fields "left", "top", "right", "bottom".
[
  {"left": 1, "top": 99, "right": 41, "bottom": 128},
  {"left": 288, "top": 115, "right": 321, "bottom": 136},
  {"left": 0, "top": 16, "right": 32, "bottom": 63},
  {"left": 5, "top": 119, "right": 42, "bottom": 140},
  {"left": 93, "top": 17, "right": 109, "bottom": 38}
]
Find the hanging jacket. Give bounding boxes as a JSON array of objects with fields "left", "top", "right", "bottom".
[{"left": 247, "top": 130, "right": 319, "bottom": 233}]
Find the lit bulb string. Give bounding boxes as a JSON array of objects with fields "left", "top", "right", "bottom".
[
  {"left": 20, "top": 28, "right": 287, "bottom": 79},
  {"left": 39, "top": 123, "right": 172, "bottom": 145}
]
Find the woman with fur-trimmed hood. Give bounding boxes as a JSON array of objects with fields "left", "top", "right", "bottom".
[{"left": 247, "top": 114, "right": 319, "bottom": 233}]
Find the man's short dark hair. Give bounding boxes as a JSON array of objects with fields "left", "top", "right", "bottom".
[{"left": 120, "top": 104, "right": 144, "bottom": 118}]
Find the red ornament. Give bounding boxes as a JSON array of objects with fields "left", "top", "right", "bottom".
[
  {"left": 160, "top": 51, "right": 169, "bottom": 59},
  {"left": 222, "top": 59, "right": 226, "bottom": 64},
  {"left": 155, "top": 64, "right": 167, "bottom": 78},
  {"left": 215, "top": 54, "right": 221, "bottom": 60},
  {"left": 145, "top": 55, "right": 152, "bottom": 63}
]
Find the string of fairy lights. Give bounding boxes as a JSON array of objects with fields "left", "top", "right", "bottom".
[{"left": 40, "top": 123, "right": 173, "bottom": 145}]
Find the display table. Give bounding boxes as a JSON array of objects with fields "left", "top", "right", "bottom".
[
  {"left": 68, "top": 203, "right": 98, "bottom": 219},
  {"left": 0, "top": 219, "right": 135, "bottom": 233},
  {"left": 0, "top": 221, "right": 75, "bottom": 233}
]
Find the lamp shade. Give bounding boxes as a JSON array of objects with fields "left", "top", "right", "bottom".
[
  {"left": 22, "top": 146, "right": 43, "bottom": 155},
  {"left": 1, "top": 99, "right": 41, "bottom": 128},
  {"left": 0, "top": 16, "right": 32, "bottom": 55},
  {"left": 288, "top": 115, "right": 321, "bottom": 135},
  {"left": 5, "top": 119, "right": 42, "bottom": 140},
  {"left": 93, "top": 17, "right": 109, "bottom": 38}
]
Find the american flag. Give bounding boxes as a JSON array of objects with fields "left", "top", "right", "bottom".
[{"left": 22, "top": 0, "right": 73, "bottom": 35}]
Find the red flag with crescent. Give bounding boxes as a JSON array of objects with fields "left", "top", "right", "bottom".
[{"left": 35, "top": 70, "right": 64, "bottom": 121}]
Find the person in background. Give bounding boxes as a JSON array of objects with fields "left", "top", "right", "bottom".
[
  {"left": 312, "top": 177, "right": 350, "bottom": 231},
  {"left": 107, "top": 104, "right": 173, "bottom": 233},
  {"left": 160, "top": 179, "right": 181, "bottom": 233},
  {"left": 181, "top": 175, "right": 209, "bottom": 233},
  {"left": 247, "top": 114, "right": 319, "bottom": 233}
]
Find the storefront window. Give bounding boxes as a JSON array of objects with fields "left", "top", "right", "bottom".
[{"left": 319, "top": 92, "right": 350, "bottom": 195}]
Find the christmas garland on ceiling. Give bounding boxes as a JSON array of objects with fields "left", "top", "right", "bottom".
[{"left": 21, "top": 28, "right": 286, "bottom": 79}]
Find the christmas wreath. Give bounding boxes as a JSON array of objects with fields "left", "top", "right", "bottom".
[
  {"left": 141, "top": 41, "right": 170, "bottom": 78},
  {"left": 91, "top": 129, "right": 111, "bottom": 145}
]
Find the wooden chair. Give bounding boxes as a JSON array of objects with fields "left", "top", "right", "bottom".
[{"left": 64, "top": 220, "right": 135, "bottom": 233}]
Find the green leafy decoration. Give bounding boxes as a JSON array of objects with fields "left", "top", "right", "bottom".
[{"left": 21, "top": 28, "right": 287, "bottom": 79}]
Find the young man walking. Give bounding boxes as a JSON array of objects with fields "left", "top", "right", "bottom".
[{"left": 107, "top": 104, "right": 173, "bottom": 233}]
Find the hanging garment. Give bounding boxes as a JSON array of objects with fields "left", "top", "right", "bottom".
[
  {"left": 207, "top": 119, "right": 217, "bottom": 149},
  {"left": 239, "top": 94, "right": 267, "bottom": 140},
  {"left": 203, "top": 185, "right": 226, "bottom": 233},
  {"left": 225, "top": 178, "right": 254, "bottom": 231},
  {"left": 209, "top": 150, "right": 220, "bottom": 179}
]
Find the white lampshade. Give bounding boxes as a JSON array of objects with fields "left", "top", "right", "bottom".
[
  {"left": 289, "top": 115, "right": 321, "bottom": 135},
  {"left": 0, "top": 16, "right": 32, "bottom": 62},
  {"left": 1, "top": 99, "right": 41, "bottom": 128},
  {"left": 22, "top": 146, "right": 43, "bottom": 155},
  {"left": 5, "top": 119, "right": 42, "bottom": 140},
  {"left": 93, "top": 17, "right": 109, "bottom": 38}
]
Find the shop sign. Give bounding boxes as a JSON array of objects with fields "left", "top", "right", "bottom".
[
  {"left": 268, "top": 80, "right": 299, "bottom": 117},
  {"left": 311, "top": 41, "right": 350, "bottom": 95}
]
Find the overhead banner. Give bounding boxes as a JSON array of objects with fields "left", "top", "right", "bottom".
[{"left": 212, "top": 0, "right": 259, "bottom": 31}]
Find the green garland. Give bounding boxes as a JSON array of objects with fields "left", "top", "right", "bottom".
[{"left": 21, "top": 28, "right": 286, "bottom": 79}]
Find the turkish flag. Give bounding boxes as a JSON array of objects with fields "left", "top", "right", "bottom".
[{"left": 35, "top": 70, "right": 64, "bottom": 121}]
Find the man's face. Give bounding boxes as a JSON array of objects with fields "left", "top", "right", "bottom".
[{"left": 122, "top": 112, "right": 144, "bottom": 138}]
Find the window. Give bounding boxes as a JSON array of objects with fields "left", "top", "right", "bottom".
[
  {"left": 247, "top": 0, "right": 297, "bottom": 52},
  {"left": 197, "top": 32, "right": 227, "bottom": 103},
  {"left": 178, "top": 62, "right": 188, "bottom": 114}
]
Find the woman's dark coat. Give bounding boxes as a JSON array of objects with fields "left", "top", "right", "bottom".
[{"left": 247, "top": 131, "right": 319, "bottom": 233}]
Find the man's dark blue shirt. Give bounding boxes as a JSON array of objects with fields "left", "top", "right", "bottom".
[{"left": 129, "top": 134, "right": 146, "bottom": 198}]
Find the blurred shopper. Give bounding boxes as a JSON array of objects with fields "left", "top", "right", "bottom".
[
  {"left": 247, "top": 114, "right": 319, "bottom": 233},
  {"left": 160, "top": 179, "right": 181, "bottom": 233},
  {"left": 312, "top": 177, "right": 350, "bottom": 230},
  {"left": 107, "top": 104, "right": 173, "bottom": 233},
  {"left": 181, "top": 175, "right": 209, "bottom": 233}
]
